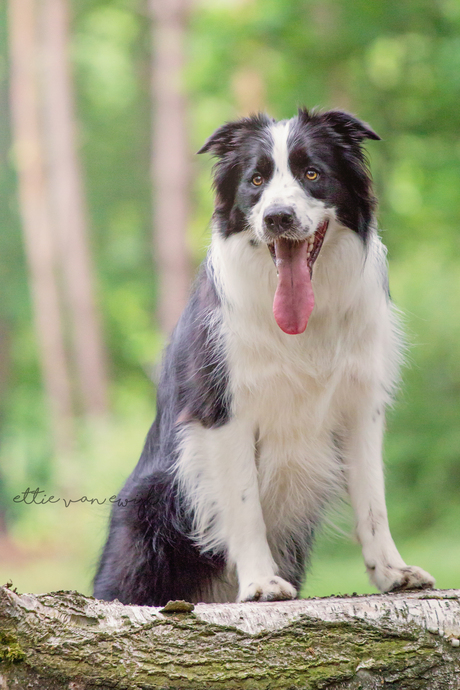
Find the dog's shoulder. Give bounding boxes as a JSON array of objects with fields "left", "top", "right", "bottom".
[{"left": 157, "top": 258, "right": 230, "bottom": 432}]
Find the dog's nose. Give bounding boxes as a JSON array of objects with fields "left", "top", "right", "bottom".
[{"left": 263, "top": 207, "right": 295, "bottom": 234}]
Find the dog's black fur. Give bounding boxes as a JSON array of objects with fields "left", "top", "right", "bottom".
[{"left": 94, "top": 265, "right": 229, "bottom": 605}]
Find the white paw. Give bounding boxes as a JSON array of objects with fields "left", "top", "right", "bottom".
[
  {"left": 238, "top": 576, "right": 297, "bottom": 602},
  {"left": 369, "top": 564, "right": 435, "bottom": 593}
]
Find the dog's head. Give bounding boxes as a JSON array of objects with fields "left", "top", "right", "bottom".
[{"left": 198, "top": 108, "right": 380, "bottom": 334}]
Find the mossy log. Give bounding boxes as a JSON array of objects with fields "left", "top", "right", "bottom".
[{"left": 1, "top": 585, "right": 460, "bottom": 689}]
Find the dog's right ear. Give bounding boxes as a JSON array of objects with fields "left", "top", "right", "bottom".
[
  {"left": 197, "top": 114, "right": 272, "bottom": 157},
  {"left": 197, "top": 121, "right": 247, "bottom": 157}
]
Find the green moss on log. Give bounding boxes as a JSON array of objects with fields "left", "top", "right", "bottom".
[{"left": 0, "top": 632, "right": 26, "bottom": 663}]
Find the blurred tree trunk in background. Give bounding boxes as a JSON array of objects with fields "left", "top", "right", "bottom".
[
  {"left": 7, "top": 0, "right": 75, "bottom": 455},
  {"left": 0, "top": 321, "right": 10, "bottom": 535},
  {"left": 39, "top": 0, "right": 109, "bottom": 417},
  {"left": 232, "top": 68, "right": 266, "bottom": 115},
  {"left": 150, "top": 0, "right": 192, "bottom": 335}
]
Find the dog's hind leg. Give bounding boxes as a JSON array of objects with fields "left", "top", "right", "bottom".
[{"left": 93, "top": 471, "right": 225, "bottom": 606}]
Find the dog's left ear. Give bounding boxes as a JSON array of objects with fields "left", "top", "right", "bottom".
[
  {"left": 197, "top": 114, "right": 272, "bottom": 157},
  {"left": 320, "top": 110, "right": 381, "bottom": 142}
]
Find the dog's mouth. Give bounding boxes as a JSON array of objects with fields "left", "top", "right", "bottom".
[{"left": 268, "top": 220, "right": 329, "bottom": 335}]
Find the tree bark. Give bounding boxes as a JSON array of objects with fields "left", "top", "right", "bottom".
[
  {"left": 39, "top": 0, "right": 109, "bottom": 417},
  {"left": 7, "top": 0, "right": 75, "bottom": 454},
  {"left": 149, "top": 0, "right": 192, "bottom": 335},
  {"left": 1, "top": 586, "right": 459, "bottom": 689}
]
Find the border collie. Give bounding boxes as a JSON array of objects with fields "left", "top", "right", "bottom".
[{"left": 94, "top": 108, "right": 434, "bottom": 605}]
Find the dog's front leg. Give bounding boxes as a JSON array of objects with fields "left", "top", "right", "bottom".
[
  {"left": 205, "top": 422, "right": 297, "bottom": 602},
  {"left": 344, "top": 398, "right": 435, "bottom": 592}
]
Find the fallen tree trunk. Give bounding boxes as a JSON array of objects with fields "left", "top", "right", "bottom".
[{"left": 0, "top": 585, "right": 459, "bottom": 689}]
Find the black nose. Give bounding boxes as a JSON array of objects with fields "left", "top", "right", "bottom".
[{"left": 263, "top": 206, "right": 295, "bottom": 234}]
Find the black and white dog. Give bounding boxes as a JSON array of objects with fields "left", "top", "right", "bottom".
[{"left": 94, "top": 108, "right": 435, "bottom": 606}]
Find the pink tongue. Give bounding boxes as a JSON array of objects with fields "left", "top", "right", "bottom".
[{"left": 273, "top": 238, "right": 314, "bottom": 335}]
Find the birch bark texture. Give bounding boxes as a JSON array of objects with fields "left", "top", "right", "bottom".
[{"left": 1, "top": 586, "right": 459, "bottom": 688}]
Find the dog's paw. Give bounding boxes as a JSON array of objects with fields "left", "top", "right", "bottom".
[
  {"left": 238, "top": 576, "right": 297, "bottom": 602},
  {"left": 370, "top": 564, "right": 435, "bottom": 593}
]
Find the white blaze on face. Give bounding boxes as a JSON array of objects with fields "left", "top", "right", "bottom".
[
  {"left": 249, "top": 120, "right": 327, "bottom": 242},
  {"left": 247, "top": 120, "right": 332, "bottom": 335}
]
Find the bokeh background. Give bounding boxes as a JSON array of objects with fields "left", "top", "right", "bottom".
[{"left": 0, "top": 0, "right": 459, "bottom": 597}]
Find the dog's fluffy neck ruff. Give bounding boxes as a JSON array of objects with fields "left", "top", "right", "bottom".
[{"left": 210, "top": 217, "right": 384, "bottom": 345}]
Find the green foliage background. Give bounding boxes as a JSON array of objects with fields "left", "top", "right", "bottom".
[{"left": 0, "top": 0, "right": 459, "bottom": 596}]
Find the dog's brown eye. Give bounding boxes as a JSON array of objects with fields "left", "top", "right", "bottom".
[
  {"left": 306, "top": 169, "right": 319, "bottom": 181},
  {"left": 252, "top": 174, "right": 263, "bottom": 186}
]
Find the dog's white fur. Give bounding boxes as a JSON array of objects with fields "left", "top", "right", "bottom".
[{"left": 176, "top": 121, "right": 435, "bottom": 602}]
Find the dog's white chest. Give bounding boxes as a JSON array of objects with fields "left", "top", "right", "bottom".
[{"left": 226, "top": 324, "right": 346, "bottom": 533}]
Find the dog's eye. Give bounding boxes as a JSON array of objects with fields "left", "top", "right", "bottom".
[
  {"left": 305, "top": 169, "right": 319, "bottom": 181},
  {"left": 251, "top": 174, "right": 264, "bottom": 186}
]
